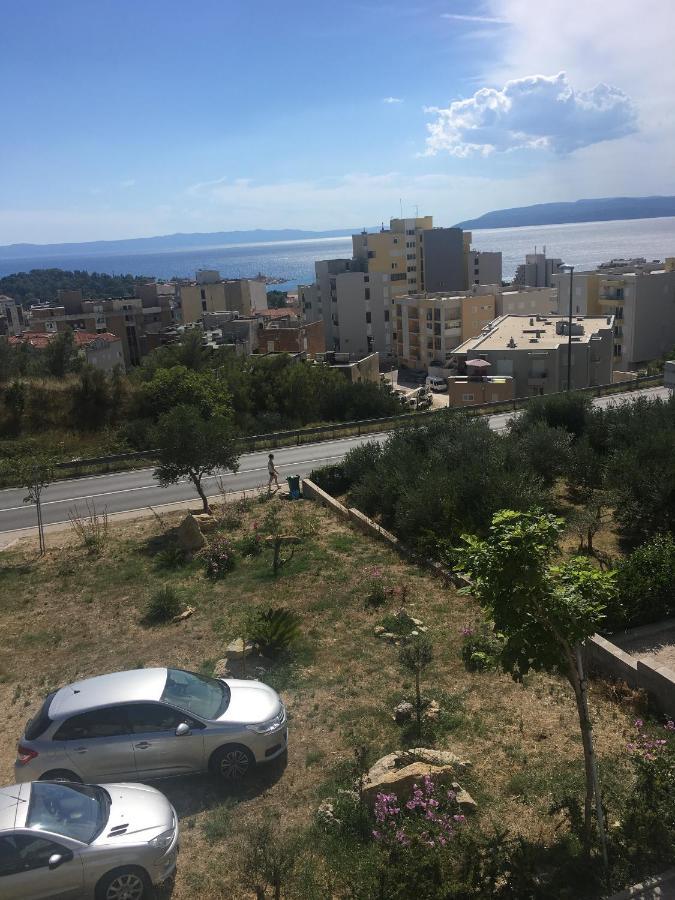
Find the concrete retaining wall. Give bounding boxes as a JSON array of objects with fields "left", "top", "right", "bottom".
[
  {"left": 586, "top": 635, "right": 675, "bottom": 716},
  {"left": 301, "top": 479, "right": 350, "bottom": 519}
]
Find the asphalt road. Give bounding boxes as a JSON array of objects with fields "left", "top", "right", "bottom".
[{"left": 0, "top": 385, "right": 668, "bottom": 535}]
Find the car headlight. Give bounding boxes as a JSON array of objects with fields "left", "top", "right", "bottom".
[
  {"left": 247, "top": 707, "right": 286, "bottom": 734},
  {"left": 148, "top": 829, "right": 174, "bottom": 851}
]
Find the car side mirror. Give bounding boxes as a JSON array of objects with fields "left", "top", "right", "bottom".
[
  {"left": 49, "top": 850, "right": 73, "bottom": 870},
  {"left": 175, "top": 722, "right": 191, "bottom": 737}
]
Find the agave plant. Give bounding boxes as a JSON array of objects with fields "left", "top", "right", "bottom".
[{"left": 248, "top": 607, "right": 301, "bottom": 656}]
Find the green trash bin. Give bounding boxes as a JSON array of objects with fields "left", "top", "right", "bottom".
[{"left": 287, "top": 474, "right": 301, "bottom": 500}]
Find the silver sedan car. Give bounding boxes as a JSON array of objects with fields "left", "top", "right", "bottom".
[
  {"left": 15, "top": 668, "right": 287, "bottom": 785},
  {"left": 0, "top": 779, "right": 178, "bottom": 899}
]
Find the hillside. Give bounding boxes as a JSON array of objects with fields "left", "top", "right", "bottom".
[
  {"left": 0, "top": 227, "right": 361, "bottom": 261},
  {"left": 456, "top": 195, "right": 675, "bottom": 230}
]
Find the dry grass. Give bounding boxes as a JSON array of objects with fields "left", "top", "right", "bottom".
[{"left": 0, "top": 498, "right": 640, "bottom": 898}]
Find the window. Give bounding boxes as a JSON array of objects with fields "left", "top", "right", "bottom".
[
  {"left": 366, "top": 312, "right": 372, "bottom": 324},
  {"left": 200, "top": 289, "right": 206, "bottom": 300},
  {"left": 434, "top": 309, "right": 440, "bottom": 321},
  {"left": 201, "top": 300, "right": 207, "bottom": 312},
  {"left": 462, "top": 393, "right": 475, "bottom": 402},
  {"left": 391, "top": 273, "right": 406, "bottom": 281},
  {"left": 364, "top": 275, "right": 369, "bottom": 283},
  {"left": 365, "top": 289, "right": 370, "bottom": 300},
  {"left": 384, "top": 310, "right": 390, "bottom": 322},
  {"left": 53, "top": 707, "right": 129, "bottom": 741},
  {"left": 0, "top": 835, "right": 69, "bottom": 877},
  {"left": 126, "top": 703, "right": 201, "bottom": 734},
  {"left": 367, "top": 251, "right": 375, "bottom": 259},
  {"left": 434, "top": 323, "right": 441, "bottom": 336}
]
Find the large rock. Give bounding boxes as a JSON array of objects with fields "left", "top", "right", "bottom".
[
  {"left": 176, "top": 514, "right": 206, "bottom": 553},
  {"left": 226, "top": 638, "right": 254, "bottom": 659},
  {"left": 393, "top": 701, "right": 414, "bottom": 724},
  {"left": 363, "top": 761, "right": 476, "bottom": 812},
  {"left": 365, "top": 748, "right": 470, "bottom": 787},
  {"left": 192, "top": 513, "right": 217, "bottom": 533}
]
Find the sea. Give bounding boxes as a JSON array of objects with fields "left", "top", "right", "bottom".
[{"left": 2, "top": 216, "right": 675, "bottom": 291}]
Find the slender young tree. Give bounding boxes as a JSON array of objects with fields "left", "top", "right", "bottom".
[
  {"left": 455, "top": 509, "right": 615, "bottom": 867},
  {"left": 11, "top": 454, "right": 56, "bottom": 555},
  {"left": 399, "top": 634, "right": 433, "bottom": 738}
]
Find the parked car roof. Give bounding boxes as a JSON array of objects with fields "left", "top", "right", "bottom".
[
  {"left": 48, "top": 668, "right": 168, "bottom": 718},
  {"left": 0, "top": 784, "right": 25, "bottom": 832}
]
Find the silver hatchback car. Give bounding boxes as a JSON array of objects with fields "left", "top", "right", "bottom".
[
  {"left": 0, "top": 779, "right": 177, "bottom": 900},
  {"left": 15, "top": 668, "right": 287, "bottom": 785}
]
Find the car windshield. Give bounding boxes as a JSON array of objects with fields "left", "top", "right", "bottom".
[
  {"left": 26, "top": 782, "right": 110, "bottom": 844},
  {"left": 161, "top": 669, "right": 230, "bottom": 720}
]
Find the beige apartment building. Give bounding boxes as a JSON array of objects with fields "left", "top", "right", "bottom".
[
  {"left": 352, "top": 217, "right": 433, "bottom": 296},
  {"left": 447, "top": 374, "right": 514, "bottom": 407},
  {"left": 553, "top": 258, "right": 675, "bottom": 368},
  {"left": 178, "top": 276, "right": 267, "bottom": 323},
  {"left": 451, "top": 314, "right": 614, "bottom": 397},
  {"left": 495, "top": 286, "right": 558, "bottom": 317},
  {"left": 394, "top": 291, "right": 497, "bottom": 369}
]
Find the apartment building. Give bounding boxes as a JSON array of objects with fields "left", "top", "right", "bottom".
[
  {"left": 598, "top": 265, "right": 675, "bottom": 368},
  {"left": 465, "top": 243, "right": 503, "bottom": 287},
  {"left": 495, "top": 286, "right": 558, "bottom": 317},
  {"left": 178, "top": 273, "right": 267, "bottom": 323},
  {"left": 258, "top": 319, "right": 325, "bottom": 356},
  {"left": 352, "top": 217, "right": 433, "bottom": 296},
  {"left": 301, "top": 260, "right": 394, "bottom": 360},
  {"left": 315, "top": 350, "right": 380, "bottom": 384},
  {"left": 451, "top": 314, "right": 614, "bottom": 396},
  {"left": 9, "top": 330, "right": 124, "bottom": 373},
  {"left": 29, "top": 292, "right": 173, "bottom": 367},
  {"left": 394, "top": 290, "right": 497, "bottom": 369},
  {"left": 447, "top": 374, "right": 514, "bottom": 407},
  {"left": 0, "top": 295, "right": 24, "bottom": 335},
  {"left": 514, "top": 250, "right": 563, "bottom": 287}
]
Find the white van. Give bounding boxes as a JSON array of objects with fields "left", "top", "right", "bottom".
[{"left": 425, "top": 375, "right": 448, "bottom": 393}]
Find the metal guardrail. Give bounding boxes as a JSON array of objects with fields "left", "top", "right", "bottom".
[{"left": 53, "top": 374, "right": 665, "bottom": 474}]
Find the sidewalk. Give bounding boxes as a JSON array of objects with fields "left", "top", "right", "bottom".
[{"left": 0, "top": 483, "right": 277, "bottom": 552}]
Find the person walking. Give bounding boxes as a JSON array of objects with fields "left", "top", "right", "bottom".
[{"left": 267, "top": 453, "right": 280, "bottom": 495}]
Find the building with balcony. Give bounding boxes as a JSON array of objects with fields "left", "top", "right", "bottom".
[
  {"left": 394, "top": 290, "right": 498, "bottom": 369},
  {"left": 0, "top": 295, "right": 24, "bottom": 335},
  {"left": 450, "top": 314, "right": 614, "bottom": 397},
  {"left": 177, "top": 274, "right": 267, "bottom": 323}
]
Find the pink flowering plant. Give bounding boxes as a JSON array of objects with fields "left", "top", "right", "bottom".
[
  {"left": 201, "top": 534, "right": 236, "bottom": 579},
  {"left": 627, "top": 717, "right": 674, "bottom": 761},
  {"left": 363, "top": 566, "right": 390, "bottom": 608},
  {"left": 372, "top": 775, "right": 465, "bottom": 850}
]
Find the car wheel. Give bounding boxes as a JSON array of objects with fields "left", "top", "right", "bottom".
[
  {"left": 96, "top": 867, "right": 150, "bottom": 900},
  {"left": 210, "top": 744, "right": 255, "bottom": 779},
  {"left": 39, "top": 769, "right": 82, "bottom": 783}
]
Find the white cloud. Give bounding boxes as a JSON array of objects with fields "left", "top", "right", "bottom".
[
  {"left": 440, "top": 13, "right": 506, "bottom": 23},
  {"left": 425, "top": 72, "right": 637, "bottom": 157},
  {"left": 120, "top": 178, "right": 136, "bottom": 188},
  {"left": 383, "top": 96, "right": 403, "bottom": 104}
]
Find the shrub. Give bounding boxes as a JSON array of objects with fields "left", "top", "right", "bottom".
[
  {"left": 144, "top": 586, "right": 182, "bottom": 624},
  {"left": 309, "top": 463, "right": 350, "bottom": 495},
  {"left": 201, "top": 535, "right": 236, "bottom": 579},
  {"left": 363, "top": 567, "right": 388, "bottom": 608},
  {"left": 381, "top": 610, "right": 416, "bottom": 637},
  {"left": 373, "top": 774, "right": 465, "bottom": 850},
  {"left": 247, "top": 606, "right": 301, "bottom": 656},
  {"left": 238, "top": 525, "right": 263, "bottom": 558},
  {"left": 460, "top": 623, "right": 504, "bottom": 672},
  {"left": 156, "top": 543, "right": 187, "bottom": 570},
  {"left": 68, "top": 500, "right": 109, "bottom": 555},
  {"left": 613, "top": 534, "right": 675, "bottom": 628},
  {"left": 514, "top": 391, "right": 593, "bottom": 438}
]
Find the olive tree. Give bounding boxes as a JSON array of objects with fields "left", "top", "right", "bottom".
[
  {"left": 153, "top": 404, "right": 240, "bottom": 513},
  {"left": 455, "top": 509, "right": 616, "bottom": 866}
]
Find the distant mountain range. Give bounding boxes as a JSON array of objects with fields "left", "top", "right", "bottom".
[
  {"left": 0, "top": 227, "right": 359, "bottom": 261},
  {"left": 456, "top": 196, "right": 675, "bottom": 230}
]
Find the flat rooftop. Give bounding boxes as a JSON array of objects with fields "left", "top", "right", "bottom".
[{"left": 453, "top": 315, "right": 613, "bottom": 353}]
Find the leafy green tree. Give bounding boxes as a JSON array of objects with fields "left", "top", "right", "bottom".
[
  {"left": 2, "top": 379, "right": 26, "bottom": 436},
  {"left": 133, "top": 365, "right": 231, "bottom": 422},
  {"left": 513, "top": 391, "right": 593, "bottom": 439},
  {"left": 153, "top": 404, "right": 239, "bottom": 512},
  {"left": 455, "top": 509, "right": 616, "bottom": 862},
  {"left": 614, "top": 534, "right": 675, "bottom": 628},
  {"left": 399, "top": 634, "right": 433, "bottom": 737},
  {"left": 43, "top": 329, "right": 80, "bottom": 377},
  {"left": 71, "top": 365, "right": 112, "bottom": 430},
  {"left": 507, "top": 421, "right": 572, "bottom": 487},
  {"left": 0, "top": 268, "right": 138, "bottom": 305}
]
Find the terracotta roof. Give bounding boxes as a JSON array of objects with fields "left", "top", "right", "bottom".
[
  {"left": 73, "top": 331, "right": 119, "bottom": 347},
  {"left": 255, "top": 308, "right": 299, "bottom": 319},
  {"left": 8, "top": 330, "right": 119, "bottom": 350}
]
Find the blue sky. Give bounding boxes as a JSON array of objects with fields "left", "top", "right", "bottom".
[{"left": 2, "top": 0, "right": 674, "bottom": 243}]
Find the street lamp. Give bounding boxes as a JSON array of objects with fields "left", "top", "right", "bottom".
[{"left": 560, "top": 263, "right": 575, "bottom": 391}]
